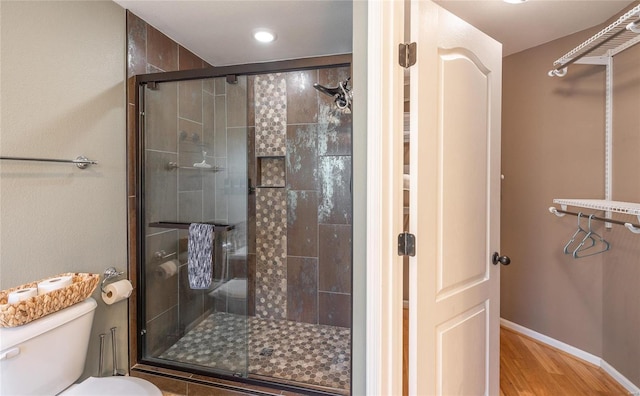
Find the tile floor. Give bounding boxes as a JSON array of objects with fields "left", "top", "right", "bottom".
[{"left": 159, "top": 312, "right": 351, "bottom": 392}]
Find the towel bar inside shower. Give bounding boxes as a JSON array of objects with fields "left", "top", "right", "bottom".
[{"left": 148, "top": 221, "right": 235, "bottom": 232}]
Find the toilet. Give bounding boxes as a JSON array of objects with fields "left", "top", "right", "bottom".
[{"left": 0, "top": 297, "right": 161, "bottom": 396}]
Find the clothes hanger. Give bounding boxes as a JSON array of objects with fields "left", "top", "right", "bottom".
[
  {"left": 563, "top": 212, "right": 593, "bottom": 254},
  {"left": 572, "top": 214, "right": 610, "bottom": 258}
]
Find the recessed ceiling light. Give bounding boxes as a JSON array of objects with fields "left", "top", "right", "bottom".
[
  {"left": 253, "top": 29, "right": 276, "bottom": 43},
  {"left": 503, "top": 0, "right": 527, "bottom": 3}
]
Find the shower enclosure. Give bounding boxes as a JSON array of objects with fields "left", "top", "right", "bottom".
[{"left": 135, "top": 56, "right": 353, "bottom": 395}]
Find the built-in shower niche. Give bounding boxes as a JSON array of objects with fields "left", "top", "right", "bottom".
[{"left": 257, "top": 156, "right": 286, "bottom": 187}]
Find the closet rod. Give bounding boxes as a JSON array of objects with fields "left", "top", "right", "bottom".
[
  {"left": 0, "top": 155, "right": 97, "bottom": 169},
  {"left": 549, "top": 207, "right": 640, "bottom": 229}
]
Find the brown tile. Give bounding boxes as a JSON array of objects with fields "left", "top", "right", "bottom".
[
  {"left": 178, "top": 190, "right": 203, "bottom": 223},
  {"left": 178, "top": 45, "right": 204, "bottom": 71},
  {"left": 318, "top": 156, "right": 352, "bottom": 225},
  {"left": 178, "top": 118, "right": 204, "bottom": 192},
  {"left": 145, "top": 81, "right": 178, "bottom": 153},
  {"left": 213, "top": 95, "right": 227, "bottom": 157},
  {"left": 147, "top": 25, "right": 178, "bottom": 72},
  {"left": 145, "top": 305, "right": 179, "bottom": 356},
  {"left": 287, "top": 191, "right": 318, "bottom": 257},
  {"left": 213, "top": 157, "right": 228, "bottom": 220},
  {"left": 317, "top": 67, "right": 352, "bottom": 126},
  {"left": 127, "top": 103, "right": 137, "bottom": 196},
  {"left": 145, "top": 230, "right": 179, "bottom": 320},
  {"left": 318, "top": 292, "right": 351, "bottom": 328},
  {"left": 126, "top": 11, "right": 147, "bottom": 77},
  {"left": 287, "top": 257, "right": 318, "bottom": 324},
  {"left": 318, "top": 66, "right": 351, "bottom": 90},
  {"left": 178, "top": 79, "right": 203, "bottom": 123},
  {"left": 178, "top": 264, "right": 204, "bottom": 330},
  {"left": 227, "top": 127, "right": 248, "bottom": 223},
  {"left": 145, "top": 151, "right": 178, "bottom": 226},
  {"left": 286, "top": 124, "right": 317, "bottom": 190},
  {"left": 227, "top": 75, "right": 248, "bottom": 128},
  {"left": 202, "top": 161, "right": 217, "bottom": 222},
  {"left": 214, "top": 77, "right": 226, "bottom": 95},
  {"left": 286, "top": 70, "right": 318, "bottom": 124},
  {"left": 203, "top": 77, "right": 215, "bottom": 95},
  {"left": 318, "top": 224, "right": 352, "bottom": 294},
  {"left": 202, "top": 91, "right": 215, "bottom": 151},
  {"left": 317, "top": 115, "right": 352, "bottom": 156}
]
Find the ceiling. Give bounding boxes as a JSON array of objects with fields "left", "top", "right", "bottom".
[{"left": 113, "top": 0, "right": 637, "bottom": 66}]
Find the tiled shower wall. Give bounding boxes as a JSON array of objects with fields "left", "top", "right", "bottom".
[{"left": 249, "top": 68, "right": 353, "bottom": 328}]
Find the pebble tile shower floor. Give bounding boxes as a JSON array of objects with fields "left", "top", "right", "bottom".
[{"left": 159, "top": 312, "right": 351, "bottom": 392}]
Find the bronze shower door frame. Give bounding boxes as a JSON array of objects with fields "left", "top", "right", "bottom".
[{"left": 127, "top": 54, "right": 352, "bottom": 395}]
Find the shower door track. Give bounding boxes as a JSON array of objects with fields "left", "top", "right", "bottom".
[
  {"left": 132, "top": 54, "right": 352, "bottom": 396},
  {"left": 135, "top": 54, "right": 352, "bottom": 84}
]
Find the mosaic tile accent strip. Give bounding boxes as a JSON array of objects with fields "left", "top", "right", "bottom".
[
  {"left": 159, "top": 312, "right": 351, "bottom": 391},
  {"left": 255, "top": 187, "right": 287, "bottom": 319},
  {"left": 255, "top": 74, "right": 287, "bottom": 157},
  {"left": 259, "top": 157, "right": 286, "bottom": 187}
]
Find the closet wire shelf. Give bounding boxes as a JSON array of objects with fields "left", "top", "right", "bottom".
[
  {"left": 550, "top": 199, "right": 640, "bottom": 234},
  {"left": 548, "top": 4, "right": 640, "bottom": 76}
]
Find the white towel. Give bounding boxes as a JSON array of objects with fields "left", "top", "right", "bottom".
[{"left": 187, "top": 223, "right": 214, "bottom": 289}]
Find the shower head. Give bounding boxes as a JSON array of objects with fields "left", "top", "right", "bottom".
[{"left": 313, "top": 77, "right": 352, "bottom": 113}]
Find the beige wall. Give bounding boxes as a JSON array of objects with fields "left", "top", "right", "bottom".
[
  {"left": 604, "top": 43, "right": 640, "bottom": 386},
  {"left": 502, "top": 24, "right": 640, "bottom": 386},
  {"left": 0, "top": 0, "right": 127, "bottom": 379}
]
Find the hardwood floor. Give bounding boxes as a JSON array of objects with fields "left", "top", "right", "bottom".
[
  {"left": 500, "top": 326, "right": 629, "bottom": 396},
  {"left": 402, "top": 309, "right": 630, "bottom": 395}
]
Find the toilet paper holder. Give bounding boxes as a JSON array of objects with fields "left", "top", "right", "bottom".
[
  {"left": 101, "top": 267, "right": 124, "bottom": 294},
  {"left": 153, "top": 250, "right": 176, "bottom": 262}
]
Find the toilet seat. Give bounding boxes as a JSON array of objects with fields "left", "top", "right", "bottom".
[{"left": 59, "top": 376, "right": 162, "bottom": 396}]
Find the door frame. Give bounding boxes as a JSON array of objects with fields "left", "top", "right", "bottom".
[{"left": 364, "top": 1, "right": 406, "bottom": 394}]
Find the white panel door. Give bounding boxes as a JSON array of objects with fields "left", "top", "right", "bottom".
[{"left": 408, "top": 1, "right": 503, "bottom": 395}]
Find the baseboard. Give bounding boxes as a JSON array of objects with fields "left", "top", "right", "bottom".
[
  {"left": 601, "top": 360, "right": 640, "bottom": 396},
  {"left": 501, "top": 318, "right": 640, "bottom": 396},
  {"left": 499, "top": 318, "right": 601, "bottom": 366}
]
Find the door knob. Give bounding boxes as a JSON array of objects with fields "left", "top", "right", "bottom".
[{"left": 492, "top": 252, "right": 511, "bottom": 265}]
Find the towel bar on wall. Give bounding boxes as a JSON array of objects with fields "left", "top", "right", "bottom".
[{"left": 0, "top": 155, "right": 98, "bottom": 169}]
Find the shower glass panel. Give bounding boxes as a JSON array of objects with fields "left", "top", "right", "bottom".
[
  {"left": 141, "top": 76, "right": 249, "bottom": 377},
  {"left": 136, "top": 62, "right": 352, "bottom": 394}
]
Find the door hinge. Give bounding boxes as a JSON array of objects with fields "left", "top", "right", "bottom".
[
  {"left": 398, "top": 232, "right": 416, "bottom": 257},
  {"left": 399, "top": 42, "right": 417, "bottom": 69}
]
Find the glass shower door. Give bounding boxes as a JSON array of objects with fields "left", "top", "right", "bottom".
[{"left": 140, "top": 76, "right": 249, "bottom": 376}]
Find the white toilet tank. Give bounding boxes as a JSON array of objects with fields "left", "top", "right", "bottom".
[{"left": 0, "top": 297, "right": 97, "bottom": 395}]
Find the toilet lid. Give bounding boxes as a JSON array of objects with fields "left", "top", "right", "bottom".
[{"left": 60, "top": 376, "right": 162, "bottom": 396}]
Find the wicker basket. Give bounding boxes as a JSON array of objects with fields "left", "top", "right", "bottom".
[{"left": 0, "top": 273, "right": 99, "bottom": 328}]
